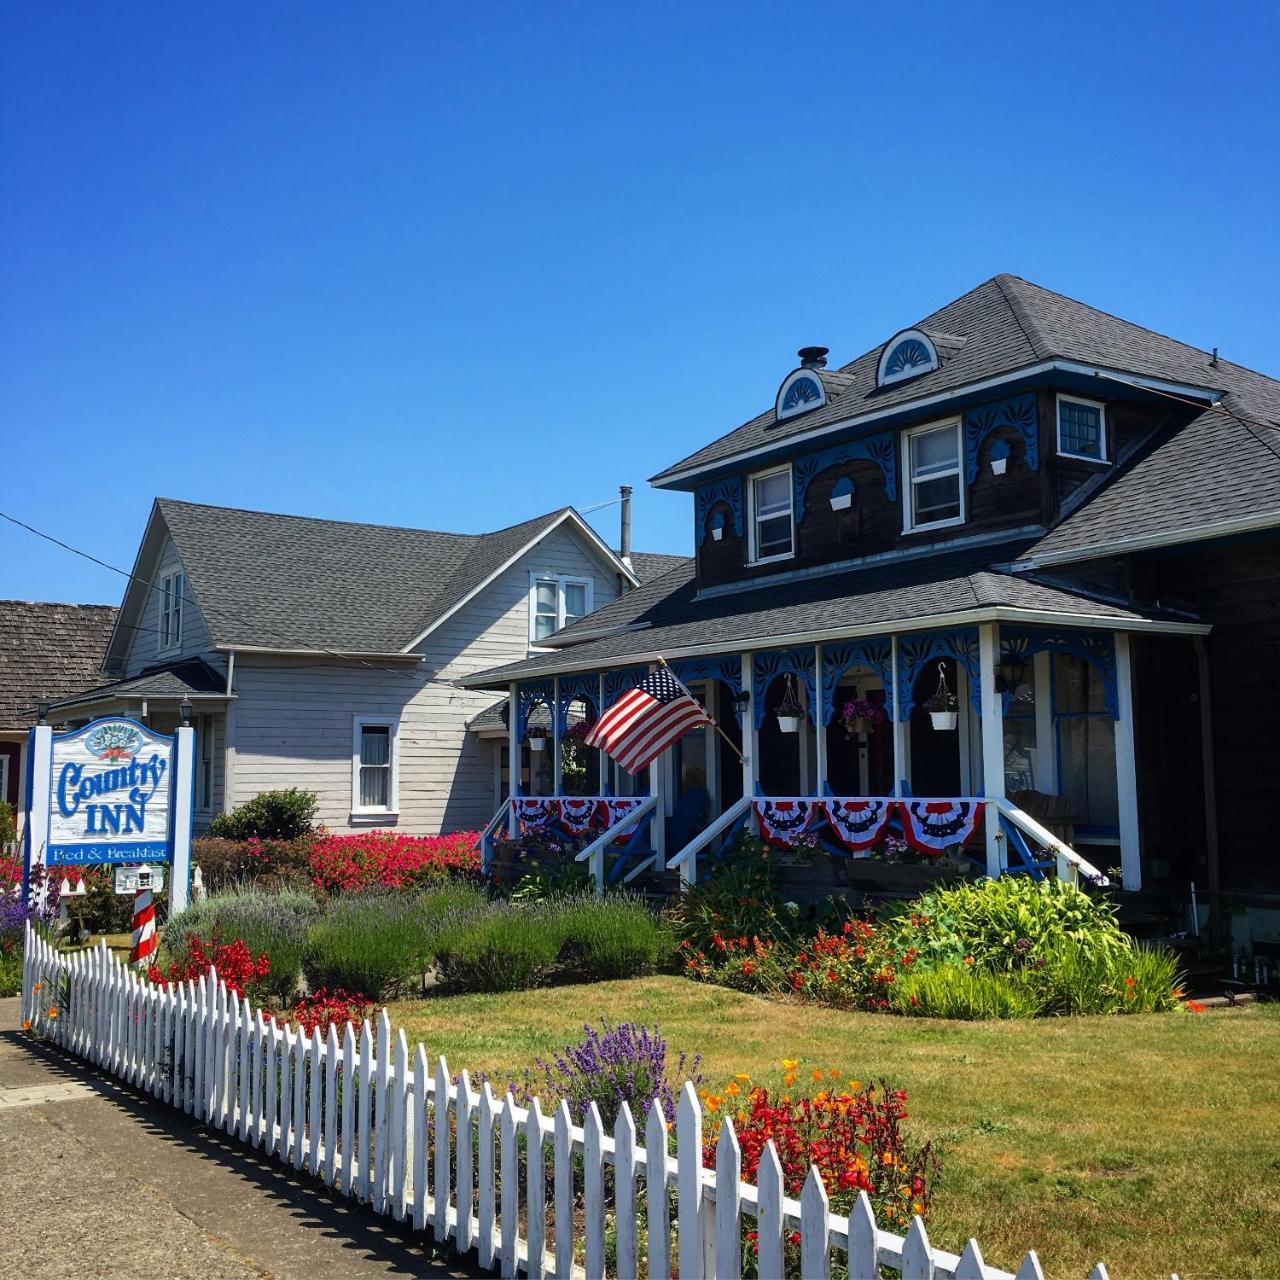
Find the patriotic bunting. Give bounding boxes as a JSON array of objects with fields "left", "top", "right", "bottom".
[
  {"left": 598, "top": 798, "right": 646, "bottom": 845},
  {"left": 753, "top": 799, "right": 818, "bottom": 850},
  {"left": 515, "top": 798, "right": 557, "bottom": 830},
  {"left": 899, "top": 799, "right": 985, "bottom": 854},
  {"left": 819, "top": 798, "right": 896, "bottom": 853},
  {"left": 557, "top": 797, "right": 600, "bottom": 836}
]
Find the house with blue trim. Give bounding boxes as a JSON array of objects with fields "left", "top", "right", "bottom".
[{"left": 463, "top": 274, "right": 1280, "bottom": 959}]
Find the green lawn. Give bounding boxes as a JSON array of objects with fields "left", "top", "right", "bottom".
[{"left": 391, "top": 977, "right": 1280, "bottom": 1280}]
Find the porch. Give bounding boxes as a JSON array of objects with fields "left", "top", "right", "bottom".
[{"left": 479, "top": 620, "right": 1141, "bottom": 895}]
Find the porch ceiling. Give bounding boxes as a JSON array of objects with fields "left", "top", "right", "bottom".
[{"left": 460, "top": 542, "right": 1205, "bottom": 690}]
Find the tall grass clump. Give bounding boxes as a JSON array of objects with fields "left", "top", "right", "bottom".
[
  {"left": 164, "top": 886, "right": 319, "bottom": 1002},
  {"left": 552, "top": 894, "right": 672, "bottom": 981},
  {"left": 890, "top": 966, "right": 1040, "bottom": 1019},
  {"left": 432, "top": 906, "right": 562, "bottom": 993},
  {"left": 304, "top": 885, "right": 488, "bottom": 999}
]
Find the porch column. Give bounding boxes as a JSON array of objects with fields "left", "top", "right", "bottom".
[
  {"left": 598, "top": 673, "right": 609, "bottom": 793},
  {"left": 978, "top": 622, "right": 1004, "bottom": 878},
  {"left": 813, "top": 644, "right": 827, "bottom": 794},
  {"left": 552, "top": 675, "right": 562, "bottom": 796},
  {"left": 1114, "top": 633, "right": 1142, "bottom": 891},
  {"left": 890, "top": 636, "right": 905, "bottom": 797},
  {"left": 741, "top": 652, "right": 757, "bottom": 800},
  {"left": 507, "top": 682, "right": 520, "bottom": 837}
]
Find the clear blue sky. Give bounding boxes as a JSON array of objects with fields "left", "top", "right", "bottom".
[{"left": 3, "top": 1, "right": 1278, "bottom": 603}]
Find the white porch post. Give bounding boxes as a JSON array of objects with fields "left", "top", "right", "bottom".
[
  {"left": 741, "top": 652, "right": 757, "bottom": 801},
  {"left": 813, "top": 644, "right": 827, "bottom": 794},
  {"left": 552, "top": 675, "right": 562, "bottom": 796},
  {"left": 890, "top": 636, "right": 905, "bottom": 798},
  {"left": 598, "top": 673, "right": 609, "bottom": 793},
  {"left": 506, "top": 682, "right": 520, "bottom": 837},
  {"left": 1114, "top": 632, "right": 1143, "bottom": 891},
  {"left": 649, "top": 666, "right": 667, "bottom": 873},
  {"left": 978, "top": 622, "right": 1005, "bottom": 878}
]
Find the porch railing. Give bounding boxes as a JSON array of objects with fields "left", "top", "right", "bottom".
[
  {"left": 477, "top": 799, "right": 512, "bottom": 873},
  {"left": 993, "top": 799, "right": 1109, "bottom": 887},
  {"left": 666, "top": 795, "right": 753, "bottom": 887},
  {"left": 575, "top": 795, "right": 660, "bottom": 893}
]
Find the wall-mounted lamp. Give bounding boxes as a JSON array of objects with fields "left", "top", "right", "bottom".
[
  {"left": 989, "top": 439, "right": 1011, "bottom": 477},
  {"left": 995, "top": 654, "right": 1028, "bottom": 693},
  {"left": 829, "top": 475, "right": 855, "bottom": 511},
  {"left": 179, "top": 695, "right": 193, "bottom": 726},
  {"left": 731, "top": 688, "right": 751, "bottom": 712},
  {"left": 35, "top": 698, "right": 51, "bottom": 725},
  {"left": 709, "top": 511, "right": 726, "bottom": 542}
]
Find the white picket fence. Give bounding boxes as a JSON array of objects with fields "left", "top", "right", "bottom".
[{"left": 20, "top": 924, "right": 1143, "bottom": 1280}]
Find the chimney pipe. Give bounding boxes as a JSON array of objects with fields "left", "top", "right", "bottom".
[
  {"left": 798, "top": 346, "right": 829, "bottom": 370},
  {"left": 619, "top": 485, "right": 633, "bottom": 570}
]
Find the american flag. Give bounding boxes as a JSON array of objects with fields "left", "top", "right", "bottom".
[{"left": 585, "top": 667, "right": 713, "bottom": 774}]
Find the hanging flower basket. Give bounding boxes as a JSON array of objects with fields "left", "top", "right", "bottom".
[
  {"left": 529, "top": 730, "right": 547, "bottom": 751},
  {"left": 925, "top": 661, "right": 959, "bottom": 731},
  {"left": 775, "top": 672, "right": 805, "bottom": 734},
  {"left": 841, "top": 697, "right": 885, "bottom": 739}
]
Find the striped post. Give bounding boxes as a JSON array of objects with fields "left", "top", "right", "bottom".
[{"left": 129, "top": 888, "right": 157, "bottom": 967}]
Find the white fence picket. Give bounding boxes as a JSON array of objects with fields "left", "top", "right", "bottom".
[{"left": 17, "top": 926, "right": 1139, "bottom": 1280}]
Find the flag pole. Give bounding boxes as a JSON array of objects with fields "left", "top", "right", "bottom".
[{"left": 656, "top": 655, "right": 745, "bottom": 767}]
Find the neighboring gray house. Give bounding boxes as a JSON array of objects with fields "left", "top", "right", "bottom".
[{"left": 51, "top": 498, "right": 686, "bottom": 834}]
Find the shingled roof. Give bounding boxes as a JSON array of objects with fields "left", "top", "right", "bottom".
[
  {"left": 109, "top": 500, "right": 648, "bottom": 660},
  {"left": 0, "top": 601, "right": 118, "bottom": 728},
  {"left": 650, "top": 274, "right": 1272, "bottom": 485}
]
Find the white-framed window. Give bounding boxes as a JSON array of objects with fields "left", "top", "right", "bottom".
[
  {"left": 902, "top": 419, "right": 964, "bottom": 532},
  {"left": 529, "top": 575, "right": 593, "bottom": 644},
  {"left": 1056, "top": 394, "right": 1108, "bottom": 463},
  {"left": 748, "top": 464, "right": 794, "bottom": 564},
  {"left": 159, "top": 571, "right": 184, "bottom": 651},
  {"left": 352, "top": 715, "right": 400, "bottom": 816},
  {"left": 196, "top": 713, "right": 214, "bottom": 811}
]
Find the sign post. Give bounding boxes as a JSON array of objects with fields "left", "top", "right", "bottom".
[{"left": 23, "top": 716, "right": 195, "bottom": 915}]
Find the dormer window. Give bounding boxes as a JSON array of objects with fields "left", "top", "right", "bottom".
[
  {"left": 1057, "top": 394, "right": 1107, "bottom": 463},
  {"left": 775, "top": 368, "right": 827, "bottom": 422},
  {"left": 877, "top": 329, "right": 939, "bottom": 387}
]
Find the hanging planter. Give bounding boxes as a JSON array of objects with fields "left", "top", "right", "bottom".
[
  {"left": 528, "top": 728, "right": 547, "bottom": 751},
  {"left": 841, "top": 696, "right": 885, "bottom": 739},
  {"left": 775, "top": 672, "right": 805, "bottom": 734},
  {"left": 709, "top": 511, "right": 726, "bottom": 542},
  {"left": 925, "top": 661, "right": 959, "bottom": 731},
  {"left": 989, "top": 439, "right": 1011, "bottom": 477},
  {"left": 829, "top": 475, "right": 855, "bottom": 512}
]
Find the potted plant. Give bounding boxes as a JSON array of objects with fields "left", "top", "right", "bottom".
[
  {"left": 528, "top": 727, "right": 547, "bottom": 751},
  {"left": 775, "top": 673, "right": 805, "bottom": 734},
  {"left": 841, "top": 696, "right": 884, "bottom": 739},
  {"left": 925, "top": 661, "right": 959, "bottom": 730}
]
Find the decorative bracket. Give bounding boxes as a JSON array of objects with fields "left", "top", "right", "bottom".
[
  {"left": 695, "top": 477, "right": 744, "bottom": 546},
  {"left": 602, "top": 666, "right": 648, "bottom": 711},
  {"left": 753, "top": 648, "right": 817, "bottom": 728},
  {"left": 669, "top": 655, "right": 745, "bottom": 723},
  {"left": 516, "top": 679, "right": 555, "bottom": 742},
  {"left": 555, "top": 673, "right": 600, "bottom": 734},
  {"left": 964, "top": 393, "right": 1038, "bottom": 484},
  {"left": 820, "top": 639, "right": 894, "bottom": 724},
  {"left": 895, "top": 629, "right": 981, "bottom": 721},
  {"left": 793, "top": 430, "right": 898, "bottom": 522},
  {"left": 1001, "top": 626, "right": 1118, "bottom": 719}
]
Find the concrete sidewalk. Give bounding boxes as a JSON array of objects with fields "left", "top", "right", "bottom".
[{"left": 0, "top": 997, "right": 480, "bottom": 1279}]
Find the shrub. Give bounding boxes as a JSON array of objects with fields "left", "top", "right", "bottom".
[
  {"left": 1022, "top": 936, "right": 1181, "bottom": 1015},
  {"left": 514, "top": 1020, "right": 704, "bottom": 1129},
  {"left": 670, "top": 832, "right": 793, "bottom": 951},
  {"left": 69, "top": 868, "right": 134, "bottom": 934},
  {"left": 150, "top": 934, "right": 273, "bottom": 1002},
  {"left": 304, "top": 886, "right": 487, "bottom": 999},
  {"left": 890, "top": 965, "right": 1040, "bottom": 1019},
  {"left": 207, "top": 789, "right": 317, "bottom": 841},
  {"left": 165, "top": 886, "right": 319, "bottom": 1002},
  {"left": 553, "top": 895, "right": 672, "bottom": 981},
  {"left": 308, "top": 830, "right": 481, "bottom": 894},
  {"left": 432, "top": 908, "right": 562, "bottom": 993},
  {"left": 192, "top": 836, "right": 313, "bottom": 892}
]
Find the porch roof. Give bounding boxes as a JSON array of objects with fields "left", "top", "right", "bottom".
[
  {"left": 460, "top": 542, "right": 1205, "bottom": 690},
  {"left": 46, "top": 657, "right": 230, "bottom": 714}
]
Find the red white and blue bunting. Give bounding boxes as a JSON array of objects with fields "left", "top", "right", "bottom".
[
  {"left": 557, "top": 797, "right": 601, "bottom": 836},
  {"left": 515, "top": 798, "right": 558, "bottom": 831},
  {"left": 515, "top": 797, "right": 649, "bottom": 842},
  {"left": 752, "top": 799, "right": 819, "bottom": 850},
  {"left": 599, "top": 798, "right": 646, "bottom": 845},
  {"left": 818, "top": 798, "right": 896, "bottom": 853},
  {"left": 899, "top": 799, "right": 985, "bottom": 854}
]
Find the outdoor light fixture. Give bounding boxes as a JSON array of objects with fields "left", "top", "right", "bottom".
[
  {"left": 179, "top": 695, "right": 193, "bottom": 726},
  {"left": 35, "top": 698, "right": 50, "bottom": 725},
  {"left": 995, "top": 654, "right": 1028, "bottom": 694},
  {"left": 731, "top": 688, "right": 751, "bottom": 712}
]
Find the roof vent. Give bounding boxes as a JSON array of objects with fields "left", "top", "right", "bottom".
[{"left": 797, "top": 346, "right": 829, "bottom": 370}]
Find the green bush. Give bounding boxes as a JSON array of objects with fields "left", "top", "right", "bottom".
[
  {"left": 304, "top": 886, "right": 487, "bottom": 999},
  {"left": 0, "top": 949, "right": 21, "bottom": 998},
  {"left": 165, "top": 886, "right": 320, "bottom": 1003},
  {"left": 882, "top": 875, "right": 1132, "bottom": 972},
  {"left": 191, "top": 836, "right": 313, "bottom": 892},
  {"left": 1024, "top": 936, "right": 1181, "bottom": 1015},
  {"left": 553, "top": 895, "right": 671, "bottom": 981},
  {"left": 0, "top": 800, "right": 15, "bottom": 847},
  {"left": 207, "top": 789, "right": 317, "bottom": 841},
  {"left": 890, "top": 966, "right": 1040, "bottom": 1019}
]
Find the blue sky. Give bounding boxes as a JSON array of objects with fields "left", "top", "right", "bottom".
[{"left": 2, "top": 1, "right": 1278, "bottom": 603}]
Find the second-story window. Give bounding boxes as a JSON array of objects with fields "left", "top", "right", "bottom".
[
  {"left": 748, "top": 465, "right": 794, "bottom": 563},
  {"left": 160, "top": 571, "right": 184, "bottom": 650},
  {"left": 1057, "top": 395, "right": 1107, "bottom": 462},
  {"left": 903, "top": 420, "right": 964, "bottom": 532},
  {"left": 530, "top": 575, "right": 593, "bottom": 644}
]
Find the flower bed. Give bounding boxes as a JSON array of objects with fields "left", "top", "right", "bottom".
[{"left": 307, "top": 830, "right": 482, "bottom": 894}]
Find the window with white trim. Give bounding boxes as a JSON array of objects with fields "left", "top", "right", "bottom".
[
  {"left": 196, "top": 713, "right": 214, "bottom": 811},
  {"left": 160, "top": 571, "right": 184, "bottom": 651},
  {"left": 1056, "top": 395, "right": 1107, "bottom": 462},
  {"left": 529, "top": 575, "right": 593, "bottom": 644},
  {"left": 748, "top": 465, "right": 794, "bottom": 563},
  {"left": 903, "top": 419, "right": 964, "bottom": 532},
  {"left": 352, "top": 716, "right": 400, "bottom": 814}
]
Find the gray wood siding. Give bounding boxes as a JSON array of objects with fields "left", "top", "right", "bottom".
[
  {"left": 228, "top": 523, "right": 625, "bottom": 834},
  {"left": 122, "top": 534, "right": 216, "bottom": 677}
]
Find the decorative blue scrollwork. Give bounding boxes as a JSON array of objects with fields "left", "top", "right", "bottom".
[
  {"left": 669, "top": 655, "right": 745, "bottom": 723},
  {"left": 885, "top": 339, "right": 933, "bottom": 378},
  {"left": 964, "top": 393, "right": 1038, "bottom": 483},
  {"left": 695, "top": 477, "right": 745, "bottom": 546},
  {"left": 753, "top": 648, "right": 817, "bottom": 728},
  {"left": 895, "top": 629, "right": 981, "bottom": 721},
  {"left": 781, "top": 375, "right": 822, "bottom": 413},
  {"left": 820, "top": 639, "right": 894, "bottom": 724},
  {"left": 556, "top": 673, "right": 600, "bottom": 733},
  {"left": 517, "top": 679, "right": 555, "bottom": 742},
  {"left": 792, "top": 430, "right": 899, "bottom": 522},
  {"left": 602, "top": 666, "right": 647, "bottom": 710},
  {"left": 1001, "top": 626, "right": 1118, "bottom": 719}
]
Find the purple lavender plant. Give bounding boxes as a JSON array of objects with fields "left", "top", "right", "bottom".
[{"left": 517, "top": 1020, "right": 704, "bottom": 1129}]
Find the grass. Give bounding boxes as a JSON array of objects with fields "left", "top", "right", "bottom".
[{"left": 390, "top": 976, "right": 1280, "bottom": 1280}]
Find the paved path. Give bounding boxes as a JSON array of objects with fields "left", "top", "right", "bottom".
[{"left": 0, "top": 997, "right": 479, "bottom": 1279}]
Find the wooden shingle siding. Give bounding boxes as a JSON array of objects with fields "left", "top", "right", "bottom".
[{"left": 228, "top": 524, "right": 623, "bottom": 834}]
